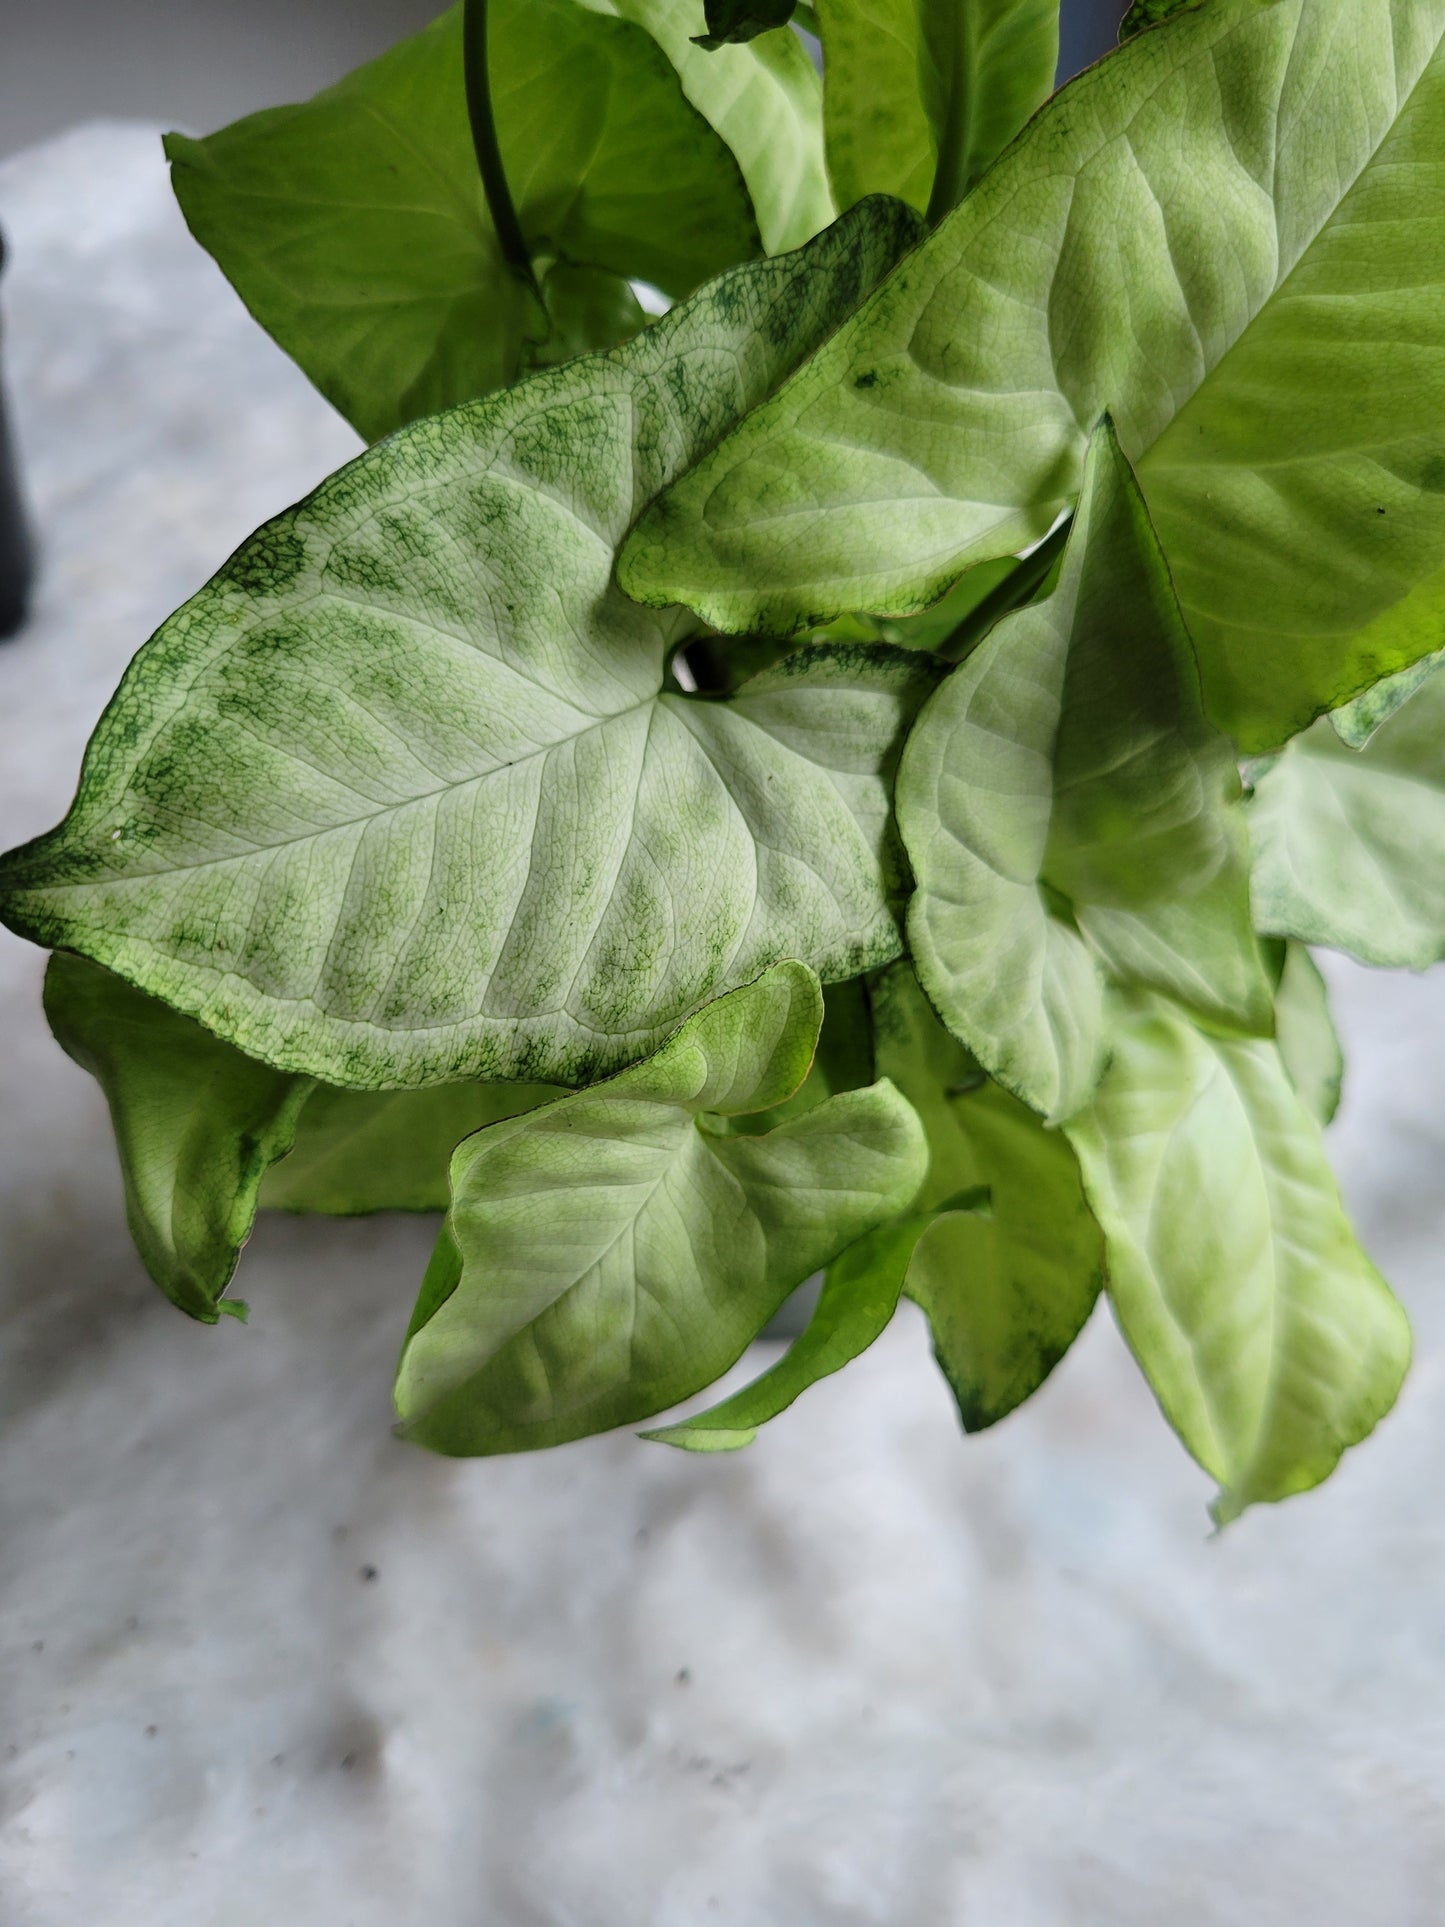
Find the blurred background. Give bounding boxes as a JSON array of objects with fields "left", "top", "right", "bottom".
[{"left": 0, "top": 0, "right": 1128, "bottom": 160}]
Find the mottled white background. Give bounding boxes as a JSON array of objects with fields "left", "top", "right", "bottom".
[{"left": 2, "top": 127, "right": 1444, "bottom": 1926}]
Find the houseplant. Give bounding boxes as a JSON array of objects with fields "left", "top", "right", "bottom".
[{"left": 2, "top": 0, "right": 1440, "bottom": 1521}]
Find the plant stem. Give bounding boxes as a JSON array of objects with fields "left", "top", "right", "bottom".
[
  {"left": 925, "top": 9, "right": 977, "bottom": 226},
  {"left": 935, "top": 519, "right": 1071, "bottom": 662},
  {"left": 463, "top": 0, "right": 541, "bottom": 301}
]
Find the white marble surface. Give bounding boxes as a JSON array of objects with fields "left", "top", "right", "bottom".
[{"left": 3, "top": 126, "right": 1445, "bottom": 1926}]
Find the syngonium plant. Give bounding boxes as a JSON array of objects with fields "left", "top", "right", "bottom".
[{"left": 4, "top": 0, "right": 1442, "bottom": 1521}]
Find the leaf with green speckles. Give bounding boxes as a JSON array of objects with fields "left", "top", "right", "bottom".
[
  {"left": 641, "top": 1210, "right": 928, "bottom": 1451},
  {"left": 0, "top": 201, "right": 930, "bottom": 1092},
  {"left": 43, "top": 952, "right": 312, "bottom": 1322},
  {"left": 394, "top": 962, "right": 930, "bottom": 1454},
  {"left": 871, "top": 964, "right": 1103, "bottom": 1430},
  {"left": 1064, "top": 988, "right": 1409, "bottom": 1523},
  {"left": 898, "top": 424, "right": 1270, "bottom": 1124},
  {"left": 620, "top": 0, "right": 1445, "bottom": 751},
  {"left": 1248, "top": 666, "right": 1445, "bottom": 972},
  {"left": 1330, "top": 649, "right": 1445, "bottom": 750},
  {"left": 816, "top": 0, "right": 1059, "bottom": 218},
  {"left": 166, "top": 0, "right": 766, "bottom": 442}
]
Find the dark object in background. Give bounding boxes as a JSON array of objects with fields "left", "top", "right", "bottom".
[
  {"left": 0, "top": 228, "right": 35, "bottom": 640},
  {"left": 1059, "top": 0, "right": 1132, "bottom": 77}
]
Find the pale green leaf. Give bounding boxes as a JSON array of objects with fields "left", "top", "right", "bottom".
[
  {"left": 621, "top": 0, "right": 1445, "bottom": 751},
  {"left": 43, "top": 953, "right": 311, "bottom": 1322},
  {"left": 0, "top": 203, "right": 928, "bottom": 1091},
  {"left": 715, "top": 974, "right": 875, "bottom": 1135},
  {"left": 871, "top": 964, "right": 1103, "bottom": 1428},
  {"left": 590, "top": 0, "right": 835, "bottom": 253},
  {"left": 817, "top": 0, "right": 1059, "bottom": 217},
  {"left": 899, "top": 424, "right": 1269, "bottom": 1121},
  {"left": 1268, "top": 940, "right": 1342, "bottom": 1128},
  {"left": 394, "top": 963, "right": 930, "bottom": 1454},
  {"left": 1248, "top": 669, "right": 1445, "bottom": 971},
  {"left": 261, "top": 1081, "right": 558, "bottom": 1215},
  {"left": 1065, "top": 990, "right": 1410, "bottom": 1523},
  {"left": 166, "top": 0, "right": 762, "bottom": 441},
  {"left": 640, "top": 1212, "right": 926, "bottom": 1450}
]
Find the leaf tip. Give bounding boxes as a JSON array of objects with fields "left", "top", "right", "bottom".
[{"left": 639, "top": 1424, "right": 758, "bottom": 1453}]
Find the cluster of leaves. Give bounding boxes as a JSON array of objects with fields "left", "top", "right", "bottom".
[{"left": 5, "top": 0, "right": 1444, "bottom": 1521}]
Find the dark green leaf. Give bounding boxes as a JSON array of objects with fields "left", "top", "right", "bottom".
[
  {"left": 44, "top": 953, "right": 311, "bottom": 1321},
  {"left": 871, "top": 964, "right": 1103, "bottom": 1429},
  {"left": 528, "top": 262, "right": 648, "bottom": 369},
  {"left": 166, "top": 1, "right": 761, "bottom": 440}
]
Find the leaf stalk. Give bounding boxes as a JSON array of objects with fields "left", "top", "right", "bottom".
[
  {"left": 463, "top": 0, "right": 541, "bottom": 300},
  {"left": 925, "top": 6, "right": 978, "bottom": 225},
  {"left": 935, "top": 518, "right": 1071, "bottom": 662}
]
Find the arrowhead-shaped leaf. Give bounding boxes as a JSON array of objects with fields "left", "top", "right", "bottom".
[
  {"left": 817, "top": 0, "right": 1059, "bottom": 216},
  {"left": 166, "top": 0, "right": 771, "bottom": 441},
  {"left": 1249, "top": 669, "right": 1445, "bottom": 971},
  {"left": 394, "top": 962, "right": 929, "bottom": 1455},
  {"left": 871, "top": 964, "right": 1103, "bottom": 1429},
  {"left": 622, "top": 0, "right": 1445, "bottom": 750},
  {"left": 898, "top": 423, "right": 1269, "bottom": 1122},
  {"left": 1065, "top": 990, "right": 1410, "bottom": 1523},
  {"left": 0, "top": 202, "right": 929, "bottom": 1091},
  {"left": 44, "top": 953, "right": 311, "bottom": 1321}
]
